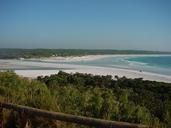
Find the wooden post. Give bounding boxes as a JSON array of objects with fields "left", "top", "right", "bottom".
[
  {"left": 18, "top": 111, "right": 29, "bottom": 128},
  {"left": 0, "top": 108, "right": 3, "bottom": 128}
]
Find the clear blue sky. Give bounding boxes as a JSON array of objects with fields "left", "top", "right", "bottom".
[{"left": 0, "top": 0, "right": 171, "bottom": 51}]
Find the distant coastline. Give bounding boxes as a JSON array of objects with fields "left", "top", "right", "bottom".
[{"left": 0, "top": 48, "right": 171, "bottom": 59}]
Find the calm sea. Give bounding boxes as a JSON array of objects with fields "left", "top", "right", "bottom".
[
  {"left": 64, "top": 55, "right": 171, "bottom": 76},
  {"left": 127, "top": 56, "right": 171, "bottom": 68}
]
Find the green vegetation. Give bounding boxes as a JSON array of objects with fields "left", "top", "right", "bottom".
[
  {"left": 0, "top": 48, "right": 171, "bottom": 59},
  {"left": 0, "top": 71, "right": 171, "bottom": 128}
]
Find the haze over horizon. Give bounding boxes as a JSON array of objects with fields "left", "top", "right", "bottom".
[{"left": 0, "top": 0, "right": 171, "bottom": 51}]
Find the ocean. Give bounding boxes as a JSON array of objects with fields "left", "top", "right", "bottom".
[{"left": 63, "top": 55, "right": 171, "bottom": 76}]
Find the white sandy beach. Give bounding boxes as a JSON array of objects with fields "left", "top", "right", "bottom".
[
  {"left": 14, "top": 66, "right": 171, "bottom": 83},
  {"left": 1, "top": 55, "right": 171, "bottom": 83}
]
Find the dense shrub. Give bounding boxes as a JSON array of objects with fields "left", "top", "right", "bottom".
[{"left": 0, "top": 71, "right": 171, "bottom": 128}]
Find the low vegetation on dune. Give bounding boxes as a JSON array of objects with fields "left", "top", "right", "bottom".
[{"left": 0, "top": 71, "right": 171, "bottom": 128}]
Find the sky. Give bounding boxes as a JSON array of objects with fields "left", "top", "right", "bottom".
[{"left": 0, "top": 0, "right": 171, "bottom": 51}]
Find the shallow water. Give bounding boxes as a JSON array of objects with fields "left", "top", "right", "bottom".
[
  {"left": 61, "top": 55, "right": 171, "bottom": 76},
  {"left": 127, "top": 56, "right": 171, "bottom": 68}
]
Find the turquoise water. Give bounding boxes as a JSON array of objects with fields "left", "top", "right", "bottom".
[
  {"left": 62, "top": 55, "right": 171, "bottom": 76},
  {"left": 127, "top": 56, "right": 171, "bottom": 68},
  {"left": 126, "top": 56, "right": 171, "bottom": 75}
]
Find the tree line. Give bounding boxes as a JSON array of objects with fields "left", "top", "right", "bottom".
[{"left": 0, "top": 48, "right": 170, "bottom": 59}]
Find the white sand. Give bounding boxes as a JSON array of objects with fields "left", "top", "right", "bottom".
[
  {"left": 15, "top": 70, "right": 60, "bottom": 78},
  {"left": 23, "top": 55, "right": 113, "bottom": 62},
  {"left": 0, "top": 55, "right": 171, "bottom": 83},
  {"left": 14, "top": 65, "right": 171, "bottom": 83},
  {"left": 65, "top": 67, "right": 171, "bottom": 83}
]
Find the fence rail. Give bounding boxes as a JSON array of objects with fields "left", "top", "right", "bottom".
[{"left": 0, "top": 102, "right": 148, "bottom": 128}]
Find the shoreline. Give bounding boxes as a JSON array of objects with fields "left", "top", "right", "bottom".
[
  {"left": 23, "top": 54, "right": 171, "bottom": 62},
  {"left": 0, "top": 54, "right": 171, "bottom": 83}
]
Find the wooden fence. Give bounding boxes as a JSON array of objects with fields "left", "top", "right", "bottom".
[{"left": 0, "top": 102, "right": 148, "bottom": 128}]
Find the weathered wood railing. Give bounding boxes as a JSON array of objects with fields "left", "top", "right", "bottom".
[{"left": 0, "top": 102, "right": 148, "bottom": 128}]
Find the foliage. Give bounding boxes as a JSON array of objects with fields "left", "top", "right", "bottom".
[
  {"left": 0, "top": 71, "right": 58, "bottom": 128},
  {"left": 0, "top": 71, "right": 171, "bottom": 128},
  {"left": 38, "top": 71, "right": 171, "bottom": 128}
]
